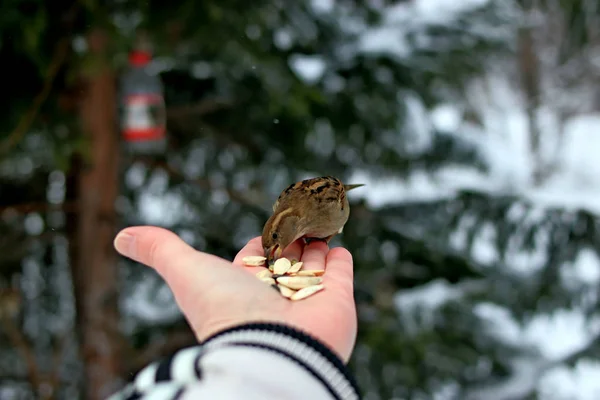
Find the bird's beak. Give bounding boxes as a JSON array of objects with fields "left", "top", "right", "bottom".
[{"left": 265, "top": 245, "right": 282, "bottom": 265}]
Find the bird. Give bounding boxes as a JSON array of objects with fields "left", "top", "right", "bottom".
[{"left": 262, "top": 176, "right": 364, "bottom": 264}]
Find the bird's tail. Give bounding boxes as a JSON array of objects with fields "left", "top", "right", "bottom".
[{"left": 344, "top": 184, "right": 365, "bottom": 191}]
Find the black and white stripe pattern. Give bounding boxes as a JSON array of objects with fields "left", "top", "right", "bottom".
[
  {"left": 202, "top": 323, "right": 360, "bottom": 400},
  {"left": 106, "top": 323, "right": 361, "bottom": 400},
  {"left": 108, "top": 347, "right": 205, "bottom": 400}
]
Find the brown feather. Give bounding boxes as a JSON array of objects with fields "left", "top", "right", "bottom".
[{"left": 262, "top": 176, "right": 364, "bottom": 263}]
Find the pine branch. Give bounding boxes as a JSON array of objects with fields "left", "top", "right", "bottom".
[
  {"left": 131, "top": 156, "right": 270, "bottom": 215},
  {"left": 464, "top": 330, "right": 600, "bottom": 400},
  {"left": 0, "top": 39, "right": 70, "bottom": 155},
  {"left": 0, "top": 1, "right": 80, "bottom": 155},
  {"left": 166, "top": 97, "right": 233, "bottom": 119}
]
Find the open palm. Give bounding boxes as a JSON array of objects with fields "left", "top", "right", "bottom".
[{"left": 114, "top": 226, "right": 357, "bottom": 362}]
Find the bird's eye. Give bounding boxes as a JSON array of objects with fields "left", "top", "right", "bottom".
[{"left": 272, "top": 232, "right": 278, "bottom": 240}]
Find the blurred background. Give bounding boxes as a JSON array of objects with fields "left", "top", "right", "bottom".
[{"left": 2, "top": 0, "right": 600, "bottom": 399}]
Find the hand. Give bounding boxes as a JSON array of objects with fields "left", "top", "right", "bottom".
[{"left": 113, "top": 226, "right": 357, "bottom": 362}]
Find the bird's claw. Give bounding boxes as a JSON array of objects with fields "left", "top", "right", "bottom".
[{"left": 304, "top": 237, "right": 328, "bottom": 246}]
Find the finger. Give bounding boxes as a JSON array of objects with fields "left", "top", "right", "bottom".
[
  {"left": 322, "top": 247, "right": 354, "bottom": 298},
  {"left": 281, "top": 238, "right": 304, "bottom": 262},
  {"left": 300, "top": 240, "right": 328, "bottom": 270},
  {"left": 290, "top": 247, "right": 354, "bottom": 305},
  {"left": 291, "top": 246, "right": 356, "bottom": 362},
  {"left": 321, "top": 247, "right": 357, "bottom": 363},
  {"left": 114, "top": 226, "right": 228, "bottom": 288}
]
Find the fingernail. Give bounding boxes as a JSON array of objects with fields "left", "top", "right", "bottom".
[{"left": 114, "top": 231, "right": 136, "bottom": 258}]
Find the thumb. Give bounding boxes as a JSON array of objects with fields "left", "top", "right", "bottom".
[{"left": 113, "top": 226, "right": 228, "bottom": 287}]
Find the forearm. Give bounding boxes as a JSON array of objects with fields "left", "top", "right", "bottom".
[{"left": 108, "top": 323, "right": 361, "bottom": 400}]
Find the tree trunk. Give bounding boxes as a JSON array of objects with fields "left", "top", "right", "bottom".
[
  {"left": 67, "top": 29, "right": 123, "bottom": 400},
  {"left": 518, "top": 4, "right": 543, "bottom": 185}
]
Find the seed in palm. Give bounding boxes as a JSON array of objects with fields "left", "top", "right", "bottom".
[{"left": 244, "top": 256, "right": 325, "bottom": 301}]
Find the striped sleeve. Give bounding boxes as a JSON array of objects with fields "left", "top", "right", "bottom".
[{"left": 106, "top": 323, "right": 361, "bottom": 400}]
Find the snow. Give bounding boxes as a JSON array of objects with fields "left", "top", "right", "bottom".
[
  {"left": 470, "top": 222, "right": 499, "bottom": 266},
  {"left": 347, "top": 106, "right": 600, "bottom": 215},
  {"left": 401, "top": 92, "right": 434, "bottom": 154},
  {"left": 131, "top": 166, "right": 191, "bottom": 225},
  {"left": 395, "top": 291, "right": 600, "bottom": 399},
  {"left": 414, "top": 0, "right": 490, "bottom": 19},
  {"left": 561, "top": 249, "right": 600, "bottom": 287},
  {"left": 123, "top": 276, "right": 181, "bottom": 324},
  {"left": 274, "top": 29, "right": 294, "bottom": 50},
  {"left": 430, "top": 104, "right": 463, "bottom": 132},
  {"left": 288, "top": 54, "right": 327, "bottom": 84},
  {"left": 394, "top": 279, "right": 465, "bottom": 330},
  {"left": 24, "top": 213, "right": 44, "bottom": 235},
  {"left": 309, "top": 0, "right": 334, "bottom": 14},
  {"left": 357, "top": 0, "right": 497, "bottom": 58},
  {"left": 523, "top": 311, "right": 600, "bottom": 361},
  {"left": 359, "top": 27, "right": 411, "bottom": 59},
  {"left": 539, "top": 361, "right": 600, "bottom": 400}
]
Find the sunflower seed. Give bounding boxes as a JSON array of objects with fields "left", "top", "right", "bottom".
[
  {"left": 250, "top": 256, "right": 326, "bottom": 300},
  {"left": 275, "top": 276, "right": 323, "bottom": 290},
  {"left": 273, "top": 258, "right": 292, "bottom": 275},
  {"left": 287, "top": 261, "right": 303, "bottom": 274},
  {"left": 293, "top": 269, "right": 325, "bottom": 277},
  {"left": 277, "top": 284, "right": 297, "bottom": 298},
  {"left": 260, "top": 277, "right": 276, "bottom": 285},
  {"left": 256, "top": 269, "right": 273, "bottom": 279},
  {"left": 242, "top": 256, "right": 267, "bottom": 266},
  {"left": 290, "top": 284, "right": 324, "bottom": 301}
]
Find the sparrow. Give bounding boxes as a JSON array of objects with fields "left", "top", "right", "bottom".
[{"left": 262, "top": 176, "right": 364, "bottom": 264}]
